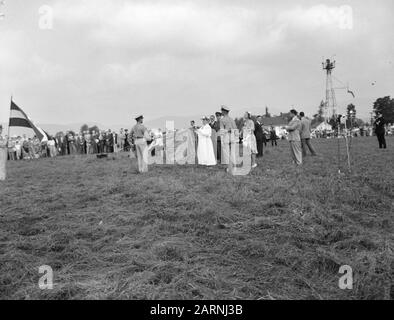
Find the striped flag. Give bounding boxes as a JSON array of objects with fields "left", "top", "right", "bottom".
[{"left": 9, "top": 100, "right": 48, "bottom": 142}]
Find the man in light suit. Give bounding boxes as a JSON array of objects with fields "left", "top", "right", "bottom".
[
  {"left": 285, "top": 109, "right": 302, "bottom": 166},
  {"left": 300, "top": 112, "right": 317, "bottom": 157}
]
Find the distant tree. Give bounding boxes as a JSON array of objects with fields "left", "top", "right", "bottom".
[
  {"left": 312, "top": 100, "right": 326, "bottom": 126},
  {"left": 354, "top": 119, "right": 365, "bottom": 128},
  {"left": 328, "top": 115, "right": 338, "bottom": 131},
  {"left": 265, "top": 107, "right": 271, "bottom": 118},
  {"left": 373, "top": 96, "right": 394, "bottom": 123},
  {"left": 80, "top": 124, "right": 89, "bottom": 133},
  {"left": 89, "top": 125, "right": 100, "bottom": 133},
  {"left": 346, "top": 103, "right": 356, "bottom": 128}
]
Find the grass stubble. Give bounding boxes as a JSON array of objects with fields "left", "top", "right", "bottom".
[{"left": 0, "top": 137, "right": 393, "bottom": 300}]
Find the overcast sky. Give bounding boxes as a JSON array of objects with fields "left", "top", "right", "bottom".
[{"left": 0, "top": 0, "right": 393, "bottom": 126}]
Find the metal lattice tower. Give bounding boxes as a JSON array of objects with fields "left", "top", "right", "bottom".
[{"left": 322, "top": 59, "right": 337, "bottom": 122}]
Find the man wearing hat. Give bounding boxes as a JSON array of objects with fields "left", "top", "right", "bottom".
[
  {"left": 219, "top": 106, "right": 238, "bottom": 167},
  {"left": 124, "top": 129, "right": 130, "bottom": 152},
  {"left": 212, "top": 112, "right": 222, "bottom": 162},
  {"left": 374, "top": 112, "right": 387, "bottom": 149},
  {"left": 285, "top": 109, "right": 303, "bottom": 166},
  {"left": 131, "top": 115, "right": 152, "bottom": 173},
  {"left": 0, "top": 124, "right": 8, "bottom": 181}
]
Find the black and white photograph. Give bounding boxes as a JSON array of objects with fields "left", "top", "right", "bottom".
[{"left": 0, "top": 0, "right": 393, "bottom": 307}]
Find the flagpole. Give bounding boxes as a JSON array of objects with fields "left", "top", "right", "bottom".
[{"left": 7, "top": 95, "right": 12, "bottom": 141}]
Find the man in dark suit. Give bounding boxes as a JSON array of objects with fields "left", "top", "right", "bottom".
[
  {"left": 213, "top": 112, "right": 222, "bottom": 162},
  {"left": 374, "top": 112, "right": 387, "bottom": 149},
  {"left": 254, "top": 116, "right": 264, "bottom": 158},
  {"left": 270, "top": 127, "right": 278, "bottom": 147},
  {"left": 124, "top": 129, "right": 130, "bottom": 152},
  {"left": 106, "top": 130, "right": 114, "bottom": 153},
  {"left": 65, "top": 131, "right": 70, "bottom": 155}
]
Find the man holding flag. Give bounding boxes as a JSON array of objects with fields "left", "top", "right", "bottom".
[
  {"left": 0, "top": 124, "right": 7, "bottom": 180},
  {"left": 1, "top": 98, "right": 49, "bottom": 178}
]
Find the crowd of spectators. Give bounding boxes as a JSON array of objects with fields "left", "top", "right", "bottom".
[{"left": 6, "top": 129, "right": 133, "bottom": 160}]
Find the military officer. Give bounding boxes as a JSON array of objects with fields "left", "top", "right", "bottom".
[
  {"left": 219, "top": 106, "right": 238, "bottom": 170},
  {"left": 131, "top": 115, "right": 152, "bottom": 173}
]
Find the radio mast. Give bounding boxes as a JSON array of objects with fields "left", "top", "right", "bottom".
[{"left": 322, "top": 58, "right": 337, "bottom": 122}]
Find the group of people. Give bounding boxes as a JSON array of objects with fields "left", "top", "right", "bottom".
[
  {"left": 283, "top": 110, "right": 318, "bottom": 166},
  {"left": 129, "top": 106, "right": 282, "bottom": 173},
  {"left": 3, "top": 129, "right": 139, "bottom": 161},
  {"left": 0, "top": 109, "right": 390, "bottom": 179},
  {"left": 55, "top": 130, "right": 119, "bottom": 156}
]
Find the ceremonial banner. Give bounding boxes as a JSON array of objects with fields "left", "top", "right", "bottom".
[{"left": 9, "top": 100, "right": 48, "bottom": 142}]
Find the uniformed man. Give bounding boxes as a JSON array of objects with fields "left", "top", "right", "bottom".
[
  {"left": 131, "top": 115, "right": 152, "bottom": 173},
  {"left": 374, "top": 112, "right": 387, "bottom": 149},
  {"left": 219, "top": 106, "right": 238, "bottom": 169}
]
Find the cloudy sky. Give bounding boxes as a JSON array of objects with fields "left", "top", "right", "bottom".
[{"left": 0, "top": 0, "right": 393, "bottom": 127}]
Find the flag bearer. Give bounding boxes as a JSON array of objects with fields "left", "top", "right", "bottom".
[{"left": 0, "top": 124, "right": 8, "bottom": 181}]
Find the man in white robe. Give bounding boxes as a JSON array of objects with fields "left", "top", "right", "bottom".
[{"left": 196, "top": 117, "right": 217, "bottom": 166}]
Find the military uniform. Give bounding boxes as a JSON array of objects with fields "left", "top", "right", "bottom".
[
  {"left": 219, "top": 112, "right": 238, "bottom": 166},
  {"left": 131, "top": 118, "right": 150, "bottom": 173}
]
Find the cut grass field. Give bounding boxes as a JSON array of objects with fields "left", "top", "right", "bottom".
[{"left": 0, "top": 136, "right": 393, "bottom": 300}]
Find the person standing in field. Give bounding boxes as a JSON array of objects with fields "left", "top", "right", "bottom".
[
  {"left": 374, "top": 112, "right": 387, "bottom": 149},
  {"left": 8, "top": 138, "right": 16, "bottom": 161},
  {"left": 219, "top": 106, "right": 238, "bottom": 169},
  {"left": 270, "top": 126, "right": 278, "bottom": 147},
  {"left": 254, "top": 115, "right": 264, "bottom": 158},
  {"left": 0, "top": 125, "right": 8, "bottom": 181},
  {"left": 124, "top": 129, "right": 130, "bottom": 152},
  {"left": 119, "top": 128, "right": 126, "bottom": 152},
  {"left": 196, "top": 117, "right": 217, "bottom": 166},
  {"left": 300, "top": 112, "right": 317, "bottom": 157},
  {"left": 85, "top": 131, "right": 93, "bottom": 154},
  {"left": 131, "top": 115, "right": 152, "bottom": 173},
  {"left": 68, "top": 133, "right": 77, "bottom": 155},
  {"left": 212, "top": 112, "right": 222, "bottom": 162},
  {"left": 47, "top": 138, "right": 57, "bottom": 158},
  {"left": 209, "top": 115, "right": 218, "bottom": 160},
  {"left": 285, "top": 109, "right": 303, "bottom": 166},
  {"left": 242, "top": 112, "right": 258, "bottom": 168}
]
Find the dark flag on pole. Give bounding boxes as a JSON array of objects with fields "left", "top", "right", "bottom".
[{"left": 9, "top": 100, "right": 48, "bottom": 142}]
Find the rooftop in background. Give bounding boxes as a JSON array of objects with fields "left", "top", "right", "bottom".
[{"left": 260, "top": 113, "right": 291, "bottom": 126}]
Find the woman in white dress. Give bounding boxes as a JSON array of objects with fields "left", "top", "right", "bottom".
[
  {"left": 242, "top": 112, "right": 258, "bottom": 168},
  {"left": 196, "top": 117, "right": 217, "bottom": 166},
  {"left": 0, "top": 125, "right": 8, "bottom": 181}
]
